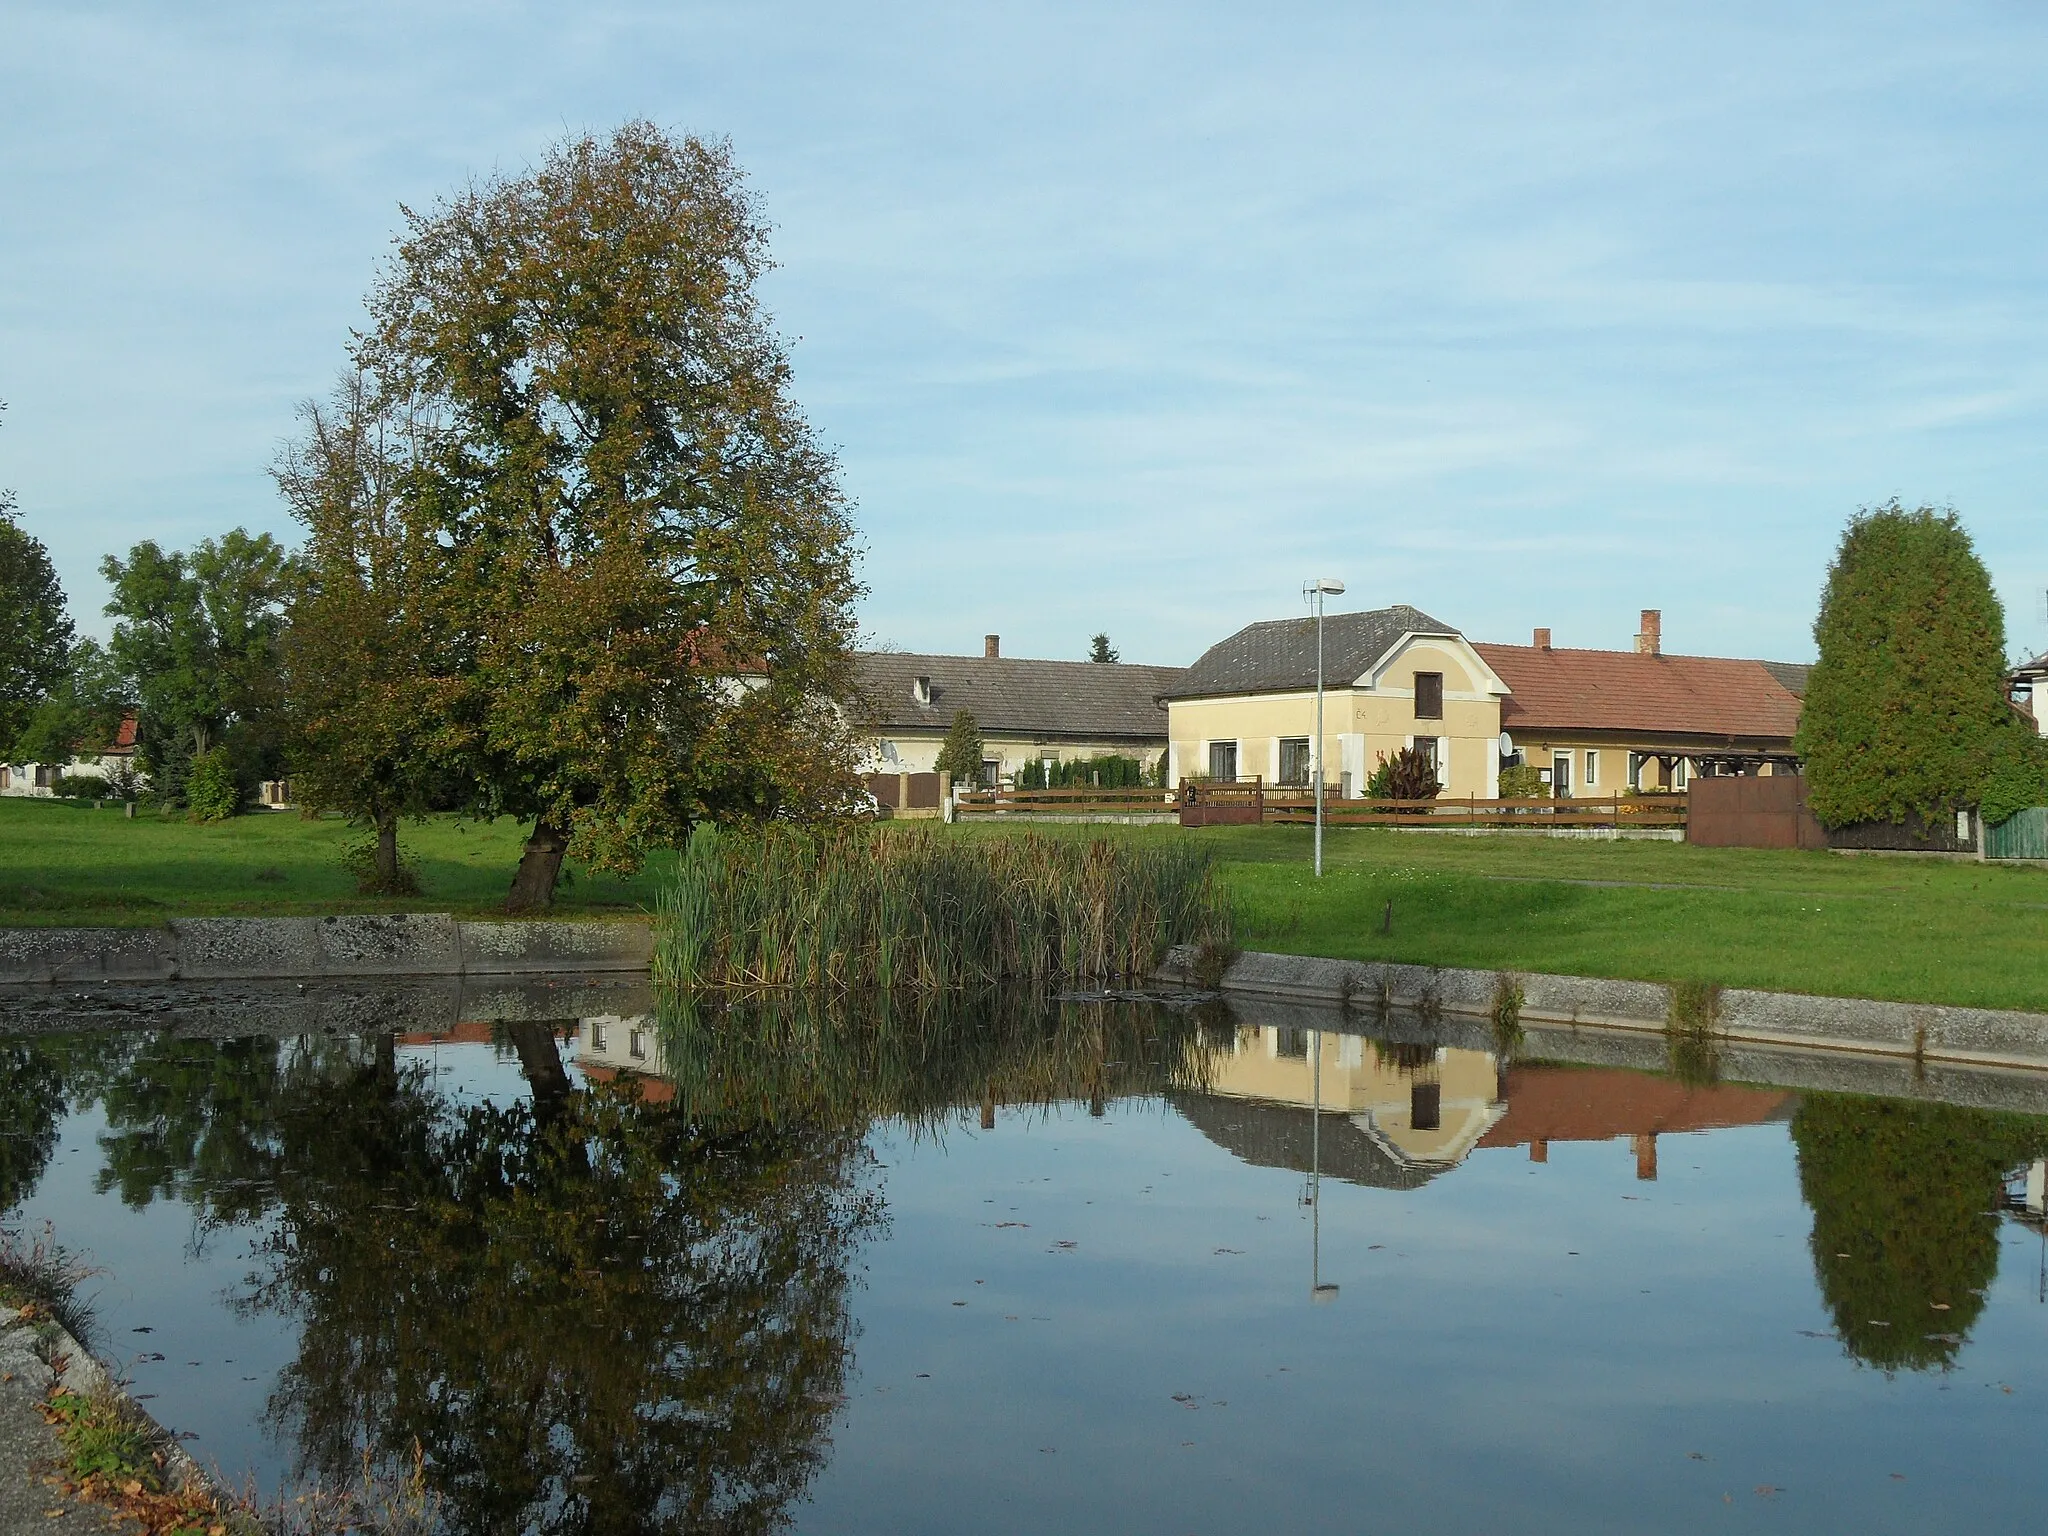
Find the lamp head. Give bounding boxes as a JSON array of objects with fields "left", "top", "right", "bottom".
[{"left": 1302, "top": 578, "right": 1346, "bottom": 599}]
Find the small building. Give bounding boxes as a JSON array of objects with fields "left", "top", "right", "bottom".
[
  {"left": 0, "top": 716, "right": 141, "bottom": 798},
  {"left": 1161, "top": 604, "right": 1510, "bottom": 797},
  {"left": 856, "top": 635, "right": 1185, "bottom": 785},
  {"left": 2009, "top": 650, "right": 2048, "bottom": 735},
  {"left": 1473, "top": 612, "right": 1806, "bottom": 795}
]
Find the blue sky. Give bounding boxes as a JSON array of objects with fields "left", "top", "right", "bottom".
[{"left": 3, "top": 2, "right": 2045, "bottom": 666}]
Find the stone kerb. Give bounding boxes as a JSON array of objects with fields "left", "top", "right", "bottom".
[
  {"left": 1163, "top": 945, "right": 2048, "bottom": 1071},
  {"left": 0, "top": 915, "right": 652, "bottom": 986}
]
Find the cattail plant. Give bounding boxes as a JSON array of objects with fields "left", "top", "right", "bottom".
[{"left": 654, "top": 826, "right": 1232, "bottom": 996}]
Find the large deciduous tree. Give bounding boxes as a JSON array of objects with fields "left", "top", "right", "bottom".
[
  {"left": 101, "top": 530, "right": 294, "bottom": 803},
  {"left": 1797, "top": 503, "right": 2013, "bottom": 828},
  {"left": 350, "top": 122, "right": 865, "bottom": 912},
  {"left": 0, "top": 403, "right": 75, "bottom": 755},
  {"left": 276, "top": 373, "right": 466, "bottom": 893}
]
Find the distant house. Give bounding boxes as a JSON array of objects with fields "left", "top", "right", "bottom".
[
  {"left": 0, "top": 716, "right": 140, "bottom": 798},
  {"left": 1473, "top": 611, "right": 1806, "bottom": 796},
  {"left": 1162, "top": 605, "right": 1510, "bottom": 797},
  {"left": 2010, "top": 649, "right": 2048, "bottom": 735},
  {"left": 856, "top": 635, "right": 1185, "bottom": 785}
]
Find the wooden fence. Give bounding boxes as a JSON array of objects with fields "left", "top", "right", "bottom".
[
  {"left": 1183, "top": 781, "right": 1686, "bottom": 830},
  {"left": 954, "top": 784, "right": 1181, "bottom": 819}
]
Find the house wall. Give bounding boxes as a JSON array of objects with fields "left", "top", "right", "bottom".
[
  {"left": 1166, "top": 637, "right": 1505, "bottom": 797},
  {"left": 1510, "top": 735, "right": 1786, "bottom": 797},
  {"left": 863, "top": 733, "right": 1166, "bottom": 780},
  {"left": 0, "top": 753, "right": 131, "bottom": 798}
]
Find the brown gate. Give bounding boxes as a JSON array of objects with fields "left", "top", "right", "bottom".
[{"left": 1686, "top": 775, "right": 1827, "bottom": 850}]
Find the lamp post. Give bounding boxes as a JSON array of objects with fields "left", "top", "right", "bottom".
[{"left": 1303, "top": 578, "right": 1346, "bottom": 876}]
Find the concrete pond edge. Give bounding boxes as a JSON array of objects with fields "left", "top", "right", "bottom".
[
  {"left": 0, "top": 914, "right": 651, "bottom": 987},
  {"left": 0, "top": 1301, "right": 234, "bottom": 1527},
  {"left": 1158, "top": 946, "right": 2048, "bottom": 1073}
]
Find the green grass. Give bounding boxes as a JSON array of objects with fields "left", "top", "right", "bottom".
[
  {"left": 10, "top": 798, "right": 2048, "bottom": 1011},
  {"left": 947, "top": 820, "right": 2048, "bottom": 1011},
  {"left": 0, "top": 797, "right": 668, "bottom": 926}
]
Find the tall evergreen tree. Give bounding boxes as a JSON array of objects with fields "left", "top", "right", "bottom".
[
  {"left": 1797, "top": 503, "right": 2011, "bottom": 827},
  {"left": 933, "top": 710, "right": 984, "bottom": 784},
  {"left": 1089, "top": 632, "right": 1119, "bottom": 663}
]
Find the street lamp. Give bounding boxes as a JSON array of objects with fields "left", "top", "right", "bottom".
[{"left": 1303, "top": 578, "right": 1345, "bottom": 877}]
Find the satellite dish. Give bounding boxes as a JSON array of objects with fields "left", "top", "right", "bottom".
[{"left": 1498, "top": 733, "right": 1514, "bottom": 758}]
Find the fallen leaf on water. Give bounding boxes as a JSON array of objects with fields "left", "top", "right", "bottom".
[
  {"left": 1687, "top": 1452, "right": 1706, "bottom": 1461},
  {"left": 1213, "top": 1247, "right": 1244, "bottom": 1255},
  {"left": 1755, "top": 1485, "right": 1781, "bottom": 1497}
]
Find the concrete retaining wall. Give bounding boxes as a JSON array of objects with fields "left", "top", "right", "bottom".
[
  {"left": 1161, "top": 946, "right": 2048, "bottom": 1072},
  {"left": 0, "top": 914, "right": 651, "bottom": 986}
]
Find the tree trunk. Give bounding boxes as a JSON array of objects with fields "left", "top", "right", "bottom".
[
  {"left": 506, "top": 818, "right": 569, "bottom": 914},
  {"left": 375, "top": 812, "right": 401, "bottom": 893},
  {"left": 506, "top": 1019, "right": 575, "bottom": 1124},
  {"left": 373, "top": 1029, "right": 398, "bottom": 1098}
]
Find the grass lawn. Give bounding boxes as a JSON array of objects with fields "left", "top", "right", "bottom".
[
  {"left": 0, "top": 797, "right": 669, "bottom": 926},
  {"left": 7, "top": 800, "right": 2046, "bottom": 1012},
  {"left": 951, "top": 819, "right": 2048, "bottom": 1011}
]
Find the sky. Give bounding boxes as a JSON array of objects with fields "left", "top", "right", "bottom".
[{"left": 3, "top": 1, "right": 2046, "bottom": 667}]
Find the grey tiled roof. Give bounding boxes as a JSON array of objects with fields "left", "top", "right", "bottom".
[
  {"left": 855, "top": 651, "right": 1185, "bottom": 740},
  {"left": 1761, "top": 661, "right": 1813, "bottom": 698},
  {"left": 1163, "top": 604, "right": 1461, "bottom": 699}
]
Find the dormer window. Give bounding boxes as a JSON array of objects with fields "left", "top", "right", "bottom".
[{"left": 913, "top": 675, "right": 932, "bottom": 706}]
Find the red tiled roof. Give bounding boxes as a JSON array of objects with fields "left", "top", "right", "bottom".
[
  {"left": 1478, "top": 1064, "right": 1791, "bottom": 1148},
  {"left": 1473, "top": 644, "right": 1802, "bottom": 741},
  {"left": 108, "top": 715, "right": 139, "bottom": 753}
]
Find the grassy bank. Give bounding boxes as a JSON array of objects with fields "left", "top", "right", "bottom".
[
  {"left": 0, "top": 797, "right": 666, "bottom": 925},
  {"left": 951, "top": 822, "right": 2048, "bottom": 1012}
]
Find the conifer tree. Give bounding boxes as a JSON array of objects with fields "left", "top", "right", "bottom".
[
  {"left": 933, "top": 710, "right": 984, "bottom": 785},
  {"left": 1797, "top": 503, "right": 2012, "bottom": 827}
]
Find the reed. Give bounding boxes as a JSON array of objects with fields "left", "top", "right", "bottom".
[
  {"left": 653, "top": 989, "right": 1216, "bottom": 1136},
  {"left": 654, "top": 825, "right": 1232, "bottom": 995}
]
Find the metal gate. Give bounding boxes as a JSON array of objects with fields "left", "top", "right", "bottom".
[{"left": 1986, "top": 806, "right": 2048, "bottom": 860}]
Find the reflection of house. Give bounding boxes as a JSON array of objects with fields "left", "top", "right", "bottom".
[
  {"left": 856, "top": 637, "right": 1185, "bottom": 784},
  {"left": 1477, "top": 1063, "right": 1793, "bottom": 1177},
  {"left": 1178, "top": 1023, "right": 1507, "bottom": 1182},
  {"left": 1473, "top": 612, "right": 1807, "bottom": 794},
  {"left": 1163, "top": 606, "right": 1510, "bottom": 797},
  {"left": 0, "top": 715, "right": 140, "bottom": 798},
  {"left": 1173, "top": 1027, "right": 1796, "bottom": 1185}
]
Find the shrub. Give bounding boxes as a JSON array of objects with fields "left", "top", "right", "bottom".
[
  {"left": 1498, "top": 763, "right": 1546, "bottom": 799},
  {"left": 1978, "top": 720, "right": 2048, "bottom": 827},
  {"left": 186, "top": 746, "right": 244, "bottom": 821},
  {"left": 1367, "top": 745, "right": 1441, "bottom": 802}
]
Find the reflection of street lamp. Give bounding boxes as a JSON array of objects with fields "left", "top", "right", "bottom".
[
  {"left": 1309, "top": 1025, "right": 1339, "bottom": 1303},
  {"left": 1303, "top": 578, "right": 1346, "bottom": 877}
]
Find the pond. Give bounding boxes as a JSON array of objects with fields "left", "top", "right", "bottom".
[{"left": 3, "top": 990, "right": 2047, "bottom": 1534}]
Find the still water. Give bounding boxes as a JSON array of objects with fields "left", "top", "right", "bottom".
[{"left": 3, "top": 998, "right": 2047, "bottom": 1534}]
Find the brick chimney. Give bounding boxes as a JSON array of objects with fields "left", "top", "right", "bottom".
[
  {"left": 984, "top": 634, "right": 1000, "bottom": 659},
  {"left": 1533, "top": 627, "right": 1551, "bottom": 651},
  {"left": 1634, "top": 609, "right": 1661, "bottom": 656}
]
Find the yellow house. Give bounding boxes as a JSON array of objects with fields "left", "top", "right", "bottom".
[{"left": 1162, "top": 604, "right": 1510, "bottom": 797}]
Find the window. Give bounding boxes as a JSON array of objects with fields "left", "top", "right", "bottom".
[
  {"left": 629, "top": 1029, "right": 647, "bottom": 1061},
  {"left": 1414, "top": 671, "right": 1444, "bottom": 720},
  {"left": 1673, "top": 758, "right": 1689, "bottom": 790},
  {"left": 1584, "top": 750, "right": 1599, "bottom": 788},
  {"left": 590, "top": 1023, "right": 608, "bottom": 1052},
  {"left": 1627, "top": 753, "right": 1643, "bottom": 791},
  {"left": 1415, "top": 737, "right": 1439, "bottom": 776},
  {"left": 1278, "top": 737, "right": 1311, "bottom": 786},
  {"left": 1208, "top": 740, "right": 1239, "bottom": 782},
  {"left": 1275, "top": 1027, "right": 1310, "bottom": 1059},
  {"left": 1552, "top": 752, "right": 1572, "bottom": 796},
  {"left": 979, "top": 758, "right": 1000, "bottom": 788}
]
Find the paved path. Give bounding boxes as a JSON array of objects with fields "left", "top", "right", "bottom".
[{"left": 0, "top": 1307, "right": 125, "bottom": 1536}]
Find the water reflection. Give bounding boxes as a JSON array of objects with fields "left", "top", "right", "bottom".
[{"left": 5, "top": 994, "right": 2048, "bottom": 1531}]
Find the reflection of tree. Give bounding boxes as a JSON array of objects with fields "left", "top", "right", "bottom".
[
  {"left": 1792, "top": 1094, "right": 2048, "bottom": 1371},
  {"left": 92, "top": 1034, "right": 293, "bottom": 1226},
  {"left": 0, "top": 1041, "right": 65, "bottom": 1214},
  {"left": 247, "top": 1073, "right": 878, "bottom": 1536}
]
